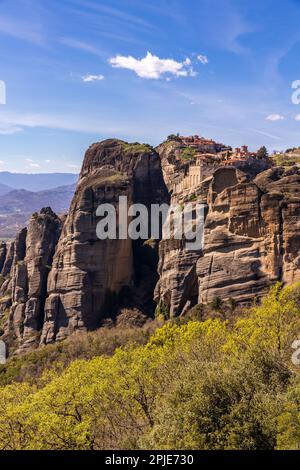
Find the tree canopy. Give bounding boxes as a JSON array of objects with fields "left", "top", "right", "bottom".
[{"left": 0, "top": 282, "right": 299, "bottom": 450}]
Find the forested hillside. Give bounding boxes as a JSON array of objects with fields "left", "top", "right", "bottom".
[{"left": 0, "top": 282, "right": 299, "bottom": 450}]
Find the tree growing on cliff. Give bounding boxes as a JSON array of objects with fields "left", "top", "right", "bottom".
[
  {"left": 211, "top": 296, "right": 223, "bottom": 312},
  {"left": 167, "top": 133, "right": 181, "bottom": 142},
  {"left": 256, "top": 146, "right": 269, "bottom": 160}
]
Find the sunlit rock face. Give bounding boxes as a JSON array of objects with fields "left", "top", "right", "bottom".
[
  {"left": 155, "top": 164, "right": 300, "bottom": 314},
  {"left": 41, "top": 139, "right": 169, "bottom": 344},
  {"left": 2, "top": 136, "right": 300, "bottom": 352}
]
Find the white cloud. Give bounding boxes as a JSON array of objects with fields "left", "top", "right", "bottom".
[
  {"left": 25, "top": 158, "right": 34, "bottom": 162},
  {"left": 197, "top": 54, "right": 209, "bottom": 65},
  {"left": 109, "top": 51, "right": 196, "bottom": 79},
  {"left": 266, "top": 114, "right": 285, "bottom": 121},
  {"left": 295, "top": 115, "right": 300, "bottom": 121},
  {"left": 45, "top": 159, "right": 51, "bottom": 163},
  {"left": 29, "top": 163, "right": 40, "bottom": 168},
  {"left": 82, "top": 74, "right": 105, "bottom": 82}
]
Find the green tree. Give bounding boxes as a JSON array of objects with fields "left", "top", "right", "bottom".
[
  {"left": 256, "top": 146, "right": 269, "bottom": 160},
  {"left": 1, "top": 282, "right": 300, "bottom": 450},
  {"left": 211, "top": 296, "right": 223, "bottom": 312},
  {"left": 277, "top": 378, "right": 300, "bottom": 450}
]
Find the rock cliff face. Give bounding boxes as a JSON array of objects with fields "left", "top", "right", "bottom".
[
  {"left": 2, "top": 137, "right": 300, "bottom": 352},
  {"left": 0, "top": 209, "right": 62, "bottom": 350},
  {"left": 0, "top": 140, "right": 169, "bottom": 349},
  {"left": 155, "top": 140, "right": 189, "bottom": 192},
  {"left": 41, "top": 139, "right": 169, "bottom": 344},
  {"left": 155, "top": 161, "right": 300, "bottom": 314}
]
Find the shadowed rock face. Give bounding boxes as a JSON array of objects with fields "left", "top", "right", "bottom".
[
  {"left": 40, "top": 139, "right": 169, "bottom": 344},
  {"left": 1, "top": 208, "right": 62, "bottom": 351},
  {"left": 1, "top": 241, "right": 14, "bottom": 278},
  {"left": 0, "top": 243, "right": 7, "bottom": 272}
]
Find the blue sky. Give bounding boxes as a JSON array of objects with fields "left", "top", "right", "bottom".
[{"left": 1, "top": 0, "right": 300, "bottom": 172}]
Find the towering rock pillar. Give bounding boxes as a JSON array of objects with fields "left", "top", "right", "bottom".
[
  {"left": 5, "top": 208, "right": 62, "bottom": 351},
  {"left": 41, "top": 139, "right": 169, "bottom": 344}
]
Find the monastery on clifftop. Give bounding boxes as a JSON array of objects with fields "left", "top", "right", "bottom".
[{"left": 173, "top": 135, "right": 260, "bottom": 193}]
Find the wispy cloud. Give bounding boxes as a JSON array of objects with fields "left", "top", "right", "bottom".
[
  {"left": 59, "top": 37, "right": 104, "bottom": 57},
  {"left": 266, "top": 114, "right": 285, "bottom": 121},
  {"left": 0, "top": 110, "right": 141, "bottom": 136},
  {"left": 0, "top": 125, "right": 23, "bottom": 135},
  {"left": 249, "top": 128, "right": 282, "bottom": 141},
  {"left": 193, "top": 0, "right": 255, "bottom": 54},
  {"left": 264, "top": 36, "right": 300, "bottom": 85},
  {"left": 109, "top": 51, "right": 196, "bottom": 79},
  {"left": 126, "top": 0, "right": 185, "bottom": 24},
  {"left": 66, "top": 0, "right": 156, "bottom": 31},
  {"left": 82, "top": 74, "right": 104, "bottom": 82},
  {"left": 0, "top": 14, "right": 45, "bottom": 45},
  {"left": 197, "top": 54, "right": 209, "bottom": 64}
]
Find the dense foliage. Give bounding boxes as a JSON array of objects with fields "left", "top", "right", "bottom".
[
  {"left": 0, "top": 283, "right": 299, "bottom": 450},
  {"left": 256, "top": 145, "right": 269, "bottom": 160}
]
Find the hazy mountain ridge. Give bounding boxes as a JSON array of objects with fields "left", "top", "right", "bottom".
[
  {"left": 0, "top": 184, "right": 76, "bottom": 238},
  {"left": 0, "top": 183, "right": 14, "bottom": 196},
  {"left": 0, "top": 172, "right": 78, "bottom": 192},
  {"left": 0, "top": 184, "right": 76, "bottom": 214}
]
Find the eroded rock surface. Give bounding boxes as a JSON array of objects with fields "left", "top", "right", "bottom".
[
  {"left": 41, "top": 139, "right": 168, "bottom": 344},
  {"left": 155, "top": 164, "right": 300, "bottom": 313},
  {"left": 1, "top": 209, "right": 62, "bottom": 351},
  {"left": 2, "top": 137, "right": 300, "bottom": 352}
]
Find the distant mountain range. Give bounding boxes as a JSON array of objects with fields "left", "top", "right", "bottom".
[
  {"left": 0, "top": 184, "right": 76, "bottom": 215},
  {"left": 0, "top": 172, "right": 78, "bottom": 192},
  {"left": 0, "top": 183, "right": 14, "bottom": 196},
  {"left": 0, "top": 178, "right": 77, "bottom": 238}
]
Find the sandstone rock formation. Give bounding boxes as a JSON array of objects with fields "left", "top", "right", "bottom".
[
  {"left": 40, "top": 139, "right": 169, "bottom": 344},
  {"left": 155, "top": 140, "right": 189, "bottom": 192},
  {"left": 2, "top": 136, "right": 300, "bottom": 352},
  {"left": 155, "top": 164, "right": 300, "bottom": 314},
  {"left": 1, "top": 241, "right": 14, "bottom": 278},
  {"left": 1, "top": 208, "right": 62, "bottom": 351}
]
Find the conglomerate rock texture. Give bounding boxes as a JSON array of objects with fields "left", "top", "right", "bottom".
[
  {"left": 1, "top": 137, "right": 300, "bottom": 352},
  {"left": 155, "top": 162, "right": 300, "bottom": 315},
  {"left": 40, "top": 140, "right": 169, "bottom": 344},
  {"left": 0, "top": 209, "right": 62, "bottom": 351}
]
